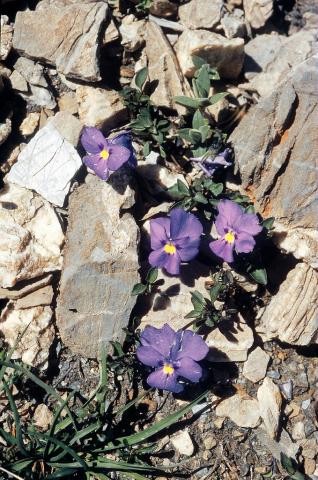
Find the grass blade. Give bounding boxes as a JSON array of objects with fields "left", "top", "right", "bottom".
[{"left": 2, "top": 379, "right": 28, "bottom": 456}]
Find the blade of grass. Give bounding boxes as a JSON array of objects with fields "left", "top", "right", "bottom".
[
  {"left": 114, "top": 388, "right": 154, "bottom": 417},
  {"left": 2, "top": 379, "right": 29, "bottom": 456},
  {"left": 0, "top": 466, "right": 25, "bottom": 480}
]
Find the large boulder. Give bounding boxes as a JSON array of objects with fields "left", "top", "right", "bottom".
[
  {"left": 230, "top": 55, "right": 318, "bottom": 266},
  {"left": 56, "top": 173, "right": 140, "bottom": 358}
]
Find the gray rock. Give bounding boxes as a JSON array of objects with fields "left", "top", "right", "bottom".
[
  {"left": 257, "top": 428, "right": 299, "bottom": 461},
  {"left": 119, "top": 16, "right": 146, "bottom": 52},
  {"left": 230, "top": 56, "right": 318, "bottom": 266},
  {"left": 14, "top": 57, "right": 48, "bottom": 87},
  {"left": 10, "top": 70, "right": 29, "bottom": 92},
  {"left": 243, "top": 347, "right": 270, "bottom": 382},
  {"left": 12, "top": 1, "right": 108, "bottom": 82},
  {"left": 0, "top": 16, "right": 13, "bottom": 61},
  {"left": 243, "top": 0, "right": 273, "bottom": 29},
  {"left": 257, "top": 263, "right": 318, "bottom": 346},
  {"left": 0, "top": 117, "right": 12, "bottom": 146},
  {"left": 56, "top": 173, "right": 140, "bottom": 358},
  {"left": 221, "top": 9, "right": 246, "bottom": 38},
  {"left": 257, "top": 377, "right": 282, "bottom": 439},
  {"left": 178, "top": 0, "right": 223, "bottom": 30},
  {"left": 215, "top": 389, "right": 260, "bottom": 428}
]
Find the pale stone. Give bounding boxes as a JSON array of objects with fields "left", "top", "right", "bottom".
[
  {"left": 257, "top": 378, "right": 282, "bottom": 439},
  {"left": 243, "top": 347, "right": 270, "bottom": 383},
  {"left": 257, "top": 428, "right": 299, "bottom": 461},
  {"left": 56, "top": 173, "right": 139, "bottom": 358},
  {"left": 292, "top": 421, "right": 306, "bottom": 441},
  {"left": 145, "top": 22, "right": 192, "bottom": 115},
  {"left": 19, "top": 112, "right": 40, "bottom": 136},
  {"left": 0, "top": 184, "right": 63, "bottom": 288},
  {"left": 257, "top": 263, "right": 318, "bottom": 346},
  {"left": 0, "top": 117, "right": 11, "bottom": 146},
  {"left": 243, "top": 0, "right": 273, "bottom": 29},
  {"left": 15, "top": 286, "right": 53, "bottom": 309},
  {"left": 231, "top": 56, "right": 318, "bottom": 266},
  {"left": 14, "top": 57, "right": 48, "bottom": 87},
  {"left": 0, "top": 302, "right": 55, "bottom": 368},
  {"left": 76, "top": 86, "right": 128, "bottom": 129},
  {"left": 170, "top": 429, "right": 194, "bottom": 456},
  {"left": 300, "top": 438, "right": 317, "bottom": 460},
  {"left": 13, "top": 2, "right": 108, "bottom": 81},
  {"left": 178, "top": 0, "right": 222, "bottom": 30},
  {"left": 215, "top": 388, "right": 260, "bottom": 428},
  {"left": 304, "top": 459, "right": 316, "bottom": 475},
  {"left": 0, "top": 16, "right": 13, "bottom": 61},
  {"left": 221, "top": 10, "right": 246, "bottom": 38},
  {"left": 33, "top": 404, "right": 53, "bottom": 430},
  {"left": 104, "top": 19, "right": 120, "bottom": 44},
  {"left": 9, "top": 70, "right": 28, "bottom": 92},
  {"left": 175, "top": 29, "right": 244, "bottom": 79},
  {"left": 47, "top": 111, "right": 82, "bottom": 146},
  {"left": 7, "top": 116, "right": 82, "bottom": 206},
  {"left": 58, "top": 92, "right": 78, "bottom": 115},
  {"left": 28, "top": 85, "right": 56, "bottom": 109},
  {"left": 149, "top": 0, "right": 178, "bottom": 17},
  {"left": 0, "top": 275, "right": 53, "bottom": 300},
  {"left": 119, "top": 16, "right": 146, "bottom": 52},
  {"left": 207, "top": 314, "right": 254, "bottom": 362},
  {"left": 0, "top": 145, "right": 22, "bottom": 174}
]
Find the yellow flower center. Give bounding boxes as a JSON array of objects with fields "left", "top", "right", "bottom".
[
  {"left": 163, "top": 364, "right": 174, "bottom": 375},
  {"left": 164, "top": 242, "right": 176, "bottom": 255},
  {"left": 100, "top": 149, "right": 109, "bottom": 160},
  {"left": 224, "top": 231, "right": 235, "bottom": 244}
]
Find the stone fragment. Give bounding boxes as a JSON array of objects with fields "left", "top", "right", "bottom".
[
  {"left": 58, "top": 92, "right": 78, "bottom": 115},
  {"left": 170, "top": 429, "right": 194, "bottom": 456},
  {"left": 292, "top": 421, "right": 306, "bottom": 441},
  {"left": 149, "top": 0, "right": 178, "bottom": 17},
  {"left": 243, "top": 0, "right": 273, "bottom": 29},
  {"left": 175, "top": 29, "right": 244, "bottom": 79},
  {"left": 12, "top": 2, "right": 108, "bottom": 81},
  {"left": 257, "top": 377, "right": 282, "bottom": 439},
  {"left": 28, "top": 85, "right": 56, "bottom": 109},
  {"left": 230, "top": 56, "right": 318, "bottom": 266},
  {"left": 47, "top": 111, "right": 82, "bottom": 146},
  {"left": 145, "top": 22, "right": 192, "bottom": 115},
  {"left": 56, "top": 173, "right": 139, "bottom": 358},
  {"left": 304, "top": 458, "right": 316, "bottom": 475},
  {"left": 14, "top": 57, "right": 47, "bottom": 87},
  {"left": 7, "top": 114, "right": 82, "bottom": 206},
  {"left": 300, "top": 438, "right": 317, "bottom": 460},
  {"left": 243, "top": 347, "right": 270, "bottom": 383},
  {"left": 104, "top": 19, "right": 120, "bottom": 44},
  {"left": 257, "top": 428, "right": 299, "bottom": 461},
  {"left": 178, "top": 0, "right": 223, "bottom": 30},
  {"left": 215, "top": 388, "right": 260, "bottom": 428},
  {"left": 257, "top": 263, "right": 318, "bottom": 346},
  {"left": 9, "top": 70, "right": 28, "bottom": 92},
  {"left": 0, "top": 301, "right": 55, "bottom": 368},
  {"left": 0, "top": 184, "right": 63, "bottom": 288},
  {"left": 119, "top": 16, "right": 146, "bottom": 52},
  {"left": 0, "top": 117, "right": 12, "bottom": 146},
  {"left": 244, "top": 31, "right": 316, "bottom": 97},
  {"left": 0, "top": 275, "right": 52, "bottom": 300},
  {"left": 221, "top": 9, "right": 246, "bottom": 38},
  {"left": 0, "top": 145, "right": 22, "bottom": 174},
  {"left": 19, "top": 112, "right": 40, "bottom": 136},
  {"left": 76, "top": 86, "right": 128, "bottom": 129},
  {"left": 33, "top": 404, "right": 53, "bottom": 430},
  {"left": 15, "top": 286, "right": 53, "bottom": 309},
  {"left": 207, "top": 314, "right": 254, "bottom": 362},
  {"left": 0, "top": 16, "right": 13, "bottom": 61}
]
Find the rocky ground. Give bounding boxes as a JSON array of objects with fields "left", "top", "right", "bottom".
[{"left": 0, "top": 0, "right": 317, "bottom": 479}]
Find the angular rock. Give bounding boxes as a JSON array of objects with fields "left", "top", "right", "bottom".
[
  {"left": 14, "top": 57, "right": 48, "bottom": 88},
  {"left": 230, "top": 56, "right": 318, "bottom": 265},
  {"left": 257, "top": 428, "right": 299, "bottom": 461},
  {"left": 76, "top": 86, "right": 128, "bottom": 129},
  {"left": 149, "top": 0, "right": 178, "bottom": 17},
  {"left": 58, "top": 92, "right": 78, "bottom": 115},
  {"left": 215, "top": 387, "right": 260, "bottom": 428},
  {"left": 104, "top": 19, "right": 120, "bottom": 45},
  {"left": 0, "top": 16, "right": 13, "bottom": 61},
  {"left": 56, "top": 173, "right": 140, "bottom": 358},
  {"left": 178, "top": 0, "right": 223, "bottom": 30},
  {"left": 175, "top": 29, "right": 244, "bottom": 79},
  {"left": 12, "top": 2, "right": 108, "bottom": 81},
  {"left": 7, "top": 114, "right": 82, "bottom": 206},
  {"left": 47, "top": 111, "right": 82, "bottom": 146},
  {"left": 0, "top": 275, "right": 53, "bottom": 300},
  {"left": 244, "top": 31, "right": 316, "bottom": 97},
  {"left": 170, "top": 429, "right": 194, "bottom": 456},
  {"left": 257, "top": 377, "right": 282, "bottom": 439},
  {"left": 221, "top": 9, "right": 246, "bottom": 38},
  {"left": 0, "top": 301, "right": 55, "bottom": 368},
  {"left": 14, "top": 285, "right": 53, "bottom": 309},
  {"left": 145, "top": 22, "right": 192, "bottom": 115},
  {"left": 243, "top": 0, "right": 273, "bottom": 29},
  {"left": 256, "top": 263, "right": 318, "bottom": 346},
  {"left": 243, "top": 347, "right": 270, "bottom": 383},
  {"left": 9, "top": 70, "right": 28, "bottom": 92},
  {"left": 207, "top": 314, "right": 254, "bottom": 362},
  {"left": 0, "top": 117, "right": 12, "bottom": 146},
  {"left": 0, "top": 184, "right": 63, "bottom": 288},
  {"left": 19, "top": 112, "right": 40, "bottom": 136},
  {"left": 33, "top": 404, "right": 53, "bottom": 430},
  {"left": 119, "top": 16, "right": 146, "bottom": 52}
]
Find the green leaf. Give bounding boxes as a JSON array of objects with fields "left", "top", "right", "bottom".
[
  {"left": 184, "top": 309, "right": 202, "bottom": 319},
  {"left": 2, "top": 380, "right": 29, "bottom": 456},
  {"left": 167, "top": 179, "right": 190, "bottom": 199},
  {"left": 135, "top": 67, "right": 148, "bottom": 91},
  {"left": 280, "top": 453, "right": 306, "bottom": 480},
  {"left": 195, "top": 65, "right": 210, "bottom": 98},
  {"left": 245, "top": 205, "right": 255, "bottom": 214},
  {"left": 209, "top": 284, "right": 223, "bottom": 303},
  {"left": 143, "top": 141, "right": 150, "bottom": 157},
  {"left": 192, "top": 55, "right": 207, "bottom": 69},
  {"left": 10, "top": 459, "right": 35, "bottom": 472},
  {"left": 208, "top": 92, "right": 228, "bottom": 105},
  {"left": 177, "top": 128, "right": 192, "bottom": 142},
  {"left": 199, "top": 124, "right": 211, "bottom": 142},
  {"left": 192, "top": 110, "right": 206, "bottom": 130},
  {"left": 208, "top": 182, "right": 223, "bottom": 196},
  {"left": 194, "top": 192, "right": 208, "bottom": 204},
  {"left": 262, "top": 217, "right": 275, "bottom": 230},
  {"left": 191, "top": 290, "right": 206, "bottom": 311},
  {"left": 249, "top": 268, "right": 267, "bottom": 285},
  {"left": 46, "top": 468, "right": 80, "bottom": 479},
  {"left": 174, "top": 96, "right": 203, "bottom": 109},
  {"left": 189, "top": 129, "right": 202, "bottom": 145},
  {"left": 146, "top": 267, "right": 158, "bottom": 284},
  {"left": 131, "top": 283, "right": 147, "bottom": 296},
  {"left": 208, "top": 68, "right": 220, "bottom": 80}
]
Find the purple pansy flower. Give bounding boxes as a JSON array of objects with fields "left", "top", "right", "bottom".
[
  {"left": 191, "top": 148, "right": 232, "bottom": 177},
  {"left": 149, "top": 208, "right": 203, "bottom": 276},
  {"left": 137, "top": 324, "right": 209, "bottom": 393},
  {"left": 81, "top": 127, "right": 135, "bottom": 180},
  {"left": 209, "top": 199, "right": 262, "bottom": 263}
]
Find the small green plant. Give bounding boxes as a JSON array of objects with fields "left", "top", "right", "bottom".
[
  {"left": 131, "top": 267, "right": 159, "bottom": 296},
  {"left": 280, "top": 453, "right": 308, "bottom": 480}
]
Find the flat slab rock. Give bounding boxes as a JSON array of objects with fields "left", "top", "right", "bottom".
[
  {"left": 56, "top": 173, "right": 140, "bottom": 358},
  {"left": 230, "top": 55, "right": 318, "bottom": 266},
  {"left": 12, "top": 1, "right": 108, "bottom": 81}
]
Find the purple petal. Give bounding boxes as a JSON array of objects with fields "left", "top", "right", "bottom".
[
  {"left": 170, "top": 209, "right": 203, "bottom": 242},
  {"left": 215, "top": 213, "right": 229, "bottom": 236},
  {"left": 234, "top": 212, "right": 263, "bottom": 236},
  {"left": 81, "top": 127, "right": 107, "bottom": 154},
  {"left": 149, "top": 247, "right": 169, "bottom": 269},
  {"left": 150, "top": 217, "right": 170, "bottom": 250},
  {"left": 107, "top": 145, "right": 131, "bottom": 171},
  {"left": 209, "top": 239, "right": 234, "bottom": 263},
  {"left": 217, "top": 200, "right": 243, "bottom": 227},
  {"left": 140, "top": 324, "right": 176, "bottom": 358},
  {"left": 177, "top": 241, "right": 200, "bottom": 262},
  {"left": 163, "top": 251, "right": 181, "bottom": 275},
  {"left": 110, "top": 131, "right": 137, "bottom": 168},
  {"left": 177, "top": 357, "right": 203, "bottom": 383},
  {"left": 146, "top": 368, "right": 184, "bottom": 393},
  {"left": 176, "top": 330, "right": 209, "bottom": 361},
  {"left": 83, "top": 154, "right": 110, "bottom": 181},
  {"left": 136, "top": 346, "right": 164, "bottom": 367},
  {"left": 235, "top": 231, "right": 256, "bottom": 254}
]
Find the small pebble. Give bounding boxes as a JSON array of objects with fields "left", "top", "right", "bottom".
[
  {"left": 280, "top": 380, "right": 293, "bottom": 400},
  {"left": 302, "top": 399, "right": 311, "bottom": 410},
  {"left": 267, "top": 370, "right": 281, "bottom": 379}
]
